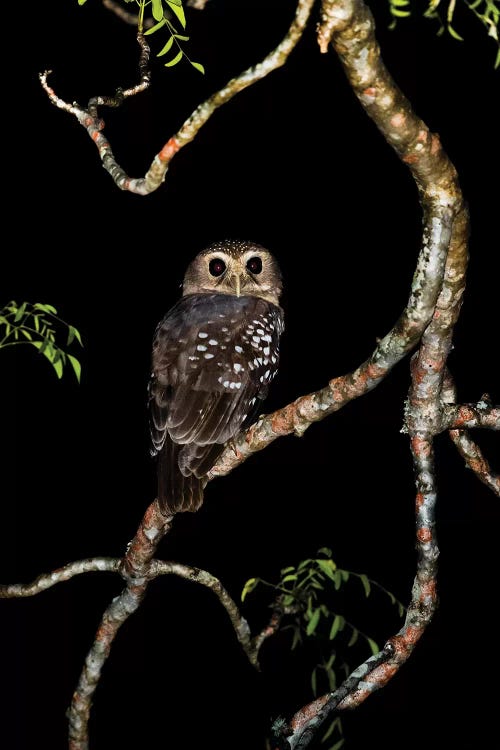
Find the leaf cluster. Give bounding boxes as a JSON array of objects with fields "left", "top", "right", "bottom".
[
  {"left": 0, "top": 301, "right": 83, "bottom": 382},
  {"left": 78, "top": 0, "right": 205, "bottom": 72},
  {"left": 242, "top": 548, "right": 406, "bottom": 750},
  {"left": 388, "top": 0, "right": 500, "bottom": 67}
]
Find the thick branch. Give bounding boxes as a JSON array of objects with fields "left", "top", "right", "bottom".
[
  {"left": 270, "top": 1, "right": 470, "bottom": 745},
  {"left": 68, "top": 501, "right": 172, "bottom": 750},
  {"left": 41, "top": 0, "right": 316, "bottom": 195},
  {"left": 209, "top": 0, "right": 467, "bottom": 480}
]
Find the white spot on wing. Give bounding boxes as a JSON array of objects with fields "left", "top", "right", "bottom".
[
  {"left": 197, "top": 344, "right": 207, "bottom": 351},
  {"left": 198, "top": 332, "right": 208, "bottom": 338},
  {"left": 234, "top": 345, "right": 243, "bottom": 353},
  {"left": 204, "top": 353, "right": 215, "bottom": 359}
]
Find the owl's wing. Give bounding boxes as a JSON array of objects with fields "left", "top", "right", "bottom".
[{"left": 149, "top": 293, "right": 283, "bottom": 512}]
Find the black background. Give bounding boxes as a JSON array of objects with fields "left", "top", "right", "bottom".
[{"left": 2, "top": 1, "right": 499, "bottom": 749}]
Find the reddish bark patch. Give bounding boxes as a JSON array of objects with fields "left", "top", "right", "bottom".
[
  {"left": 411, "top": 436, "right": 431, "bottom": 456},
  {"left": 430, "top": 133, "right": 441, "bottom": 154},
  {"left": 290, "top": 694, "right": 331, "bottom": 731},
  {"left": 159, "top": 137, "right": 181, "bottom": 162},
  {"left": 419, "top": 578, "right": 437, "bottom": 602},
  {"left": 271, "top": 403, "right": 296, "bottom": 435},
  {"left": 417, "top": 526, "right": 432, "bottom": 543}
]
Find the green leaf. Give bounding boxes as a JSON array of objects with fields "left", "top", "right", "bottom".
[
  {"left": 317, "top": 546, "right": 332, "bottom": 557},
  {"left": 190, "top": 61, "right": 205, "bottom": 74},
  {"left": 447, "top": 24, "right": 465, "bottom": 41},
  {"left": 167, "top": 0, "right": 186, "bottom": 28},
  {"left": 157, "top": 35, "right": 175, "bottom": 56},
  {"left": 316, "top": 559, "right": 337, "bottom": 580},
  {"left": 71, "top": 326, "right": 83, "bottom": 346},
  {"left": 165, "top": 50, "right": 184, "bottom": 67},
  {"left": 64, "top": 324, "right": 84, "bottom": 347},
  {"left": 329, "top": 614, "right": 344, "bottom": 640},
  {"left": 78, "top": 0, "right": 87, "bottom": 5},
  {"left": 20, "top": 328, "right": 33, "bottom": 341},
  {"left": 52, "top": 356, "right": 64, "bottom": 379},
  {"left": 68, "top": 354, "right": 82, "bottom": 383},
  {"left": 332, "top": 571, "right": 342, "bottom": 590},
  {"left": 14, "top": 302, "right": 27, "bottom": 322},
  {"left": 367, "top": 637, "right": 379, "bottom": 656},
  {"left": 330, "top": 739, "right": 345, "bottom": 750},
  {"left": 282, "top": 574, "right": 298, "bottom": 583},
  {"left": 311, "top": 667, "right": 317, "bottom": 696},
  {"left": 360, "top": 574, "right": 371, "bottom": 598},
  {"left": 174, "top": 33, "right": 190, "bottom": 41},
  {"left": 326, "top": 665, "right": 337, "bottom": 691},
  {"left": 241, "top": 578, "right": 258, "bottom": 602},
  {"left": 310, "top": 580, "right": 324, "bottom": 590},
  {"left": 297, "top": 558, "right": 312, "bottom": 572},
  {"left": 144, "top": 18, "right": 167, "bottom": 35},
  {"left": 291, "top": 628, "right": 301, "bottom": 650},
  {"left": 152, "top": 0, "right": 164, "bottom": 22},
  {"left": 347, "top": 629, "right": 359, "bottom": 647},
  {"left": 33, "top": 303, "right": 57, "bottom": 314},
  {"left": 282, "top": 594, "right": 296, "bottom": 607},
  {"left": 306, "top": 607, "right": 321, "bottom": 636},
  {"left": 340, "top": 570, "right": 349, "bottom": 582},
  {"left": 324, "top": 651, "right": 337, "bottom": 670},
  {"left": 280, "top": 566, "right": 295, "bottom": 575},
  {"left": 398, "top": 602, "right": 405, "bottom": 617}
]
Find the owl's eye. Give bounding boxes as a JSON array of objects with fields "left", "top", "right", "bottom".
[
  {"left": 209, "top": 258, "right": 226, "bottom": 277},
  {"left": 246, "top": 256, "right": 263, "bottom": 275}
]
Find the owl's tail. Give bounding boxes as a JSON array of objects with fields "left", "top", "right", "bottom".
[{"left": 157, "top": 439, "right": 207, "bottom": 514}]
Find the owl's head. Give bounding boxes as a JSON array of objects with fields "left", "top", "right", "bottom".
[{"left": 182, "top": 240, "right": 283, "bottom": 306}]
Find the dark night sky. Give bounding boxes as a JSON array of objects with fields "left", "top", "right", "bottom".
[{"left": 2, "top": 2, "right": 499, "bottom": 749}]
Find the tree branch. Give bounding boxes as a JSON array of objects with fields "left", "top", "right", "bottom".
[
  {"left": 267, "top": 0, "right": 471, "bottom": 744},
  {"left": 0, "top": 558, "right": 119, "bottom": 598},
  {"left": 40, "top": 0, "right": 316, "bottom": 195},
  {"left": 442, "top": 373, "right": 500, "bottom": 495},
  {"left": 8, "top": 2, "right": 496, "bottom": 749},
  {"left": 68, "top": 501, "right": 172, "bottom": 749}
]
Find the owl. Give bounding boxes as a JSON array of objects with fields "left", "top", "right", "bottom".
[{"left": 149, "top": 240, "right": 285, "bottom": 515}]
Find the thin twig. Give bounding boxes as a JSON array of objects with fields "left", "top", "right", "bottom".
[
  {"left": 0, "top": 558, "right": 119, "bottom": 598},
  {"left": 442, "top": 374, "right": 500, "bottom": 495}
]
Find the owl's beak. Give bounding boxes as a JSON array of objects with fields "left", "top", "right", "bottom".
[{"left": 228, "top": 273, "right": 243, "bottom": 297}]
